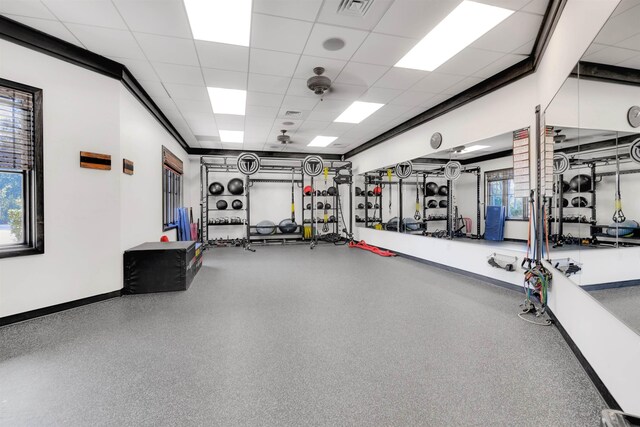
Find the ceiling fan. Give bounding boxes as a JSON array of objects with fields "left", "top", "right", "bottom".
[
  {"left": 306, "top": 67, "right": 332, "bottom": 99},
  {"left": 277, "top": 129, "right": 292, "bottom": 145}
]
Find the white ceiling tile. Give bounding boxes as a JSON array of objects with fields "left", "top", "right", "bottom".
[
  {"left": 374, "top": 0, "right": 458, "bottom": 39},
  {"left": 411, "top": 72, "right": 464, "bottom": 93},
  {"left": 43, "top": 0, "right": 127, "bottom": 29},
  {"left": 247, "top": 91, "right": 284, "bottom": 107},
  {"left": 250, "top": 13, "right": 313, "bottom": 54},
  {"left": 471, "top": 12, "right": 543, "bottom": 54},
  {"left": 246, "top": 105, "right": 279, "bottom": 119},
  {"left": 611, "top": 0, "right": 640, "bottom": 17},
  {"left": 249, "top": 49, "right": 299, "bottom": 77},
  {"left": 512, "top": 38, "right": 535, "bottom": 55},
  {"left": 316, "top": 0, "right": 394, "bottom": 31},
  {"left": 189, "top": 121, "right": 218, "bottom": 136},
  {"left": 0, "top": 1, "right": 56, "bottom": 19},
  {"left": 303, "top": 23, "right": 368, "bottom": 60},
  {"left": 473, "top": 53, "right": 527, "bottom": 78},
  {"left": 311, "top": 99, "right": 352, "bottom": 113},
  {"left": 305, "top": 110, "right": 339, "bottom": 122},
  {"left": 325, "top": 83, "right": 367, "bottom": 100},
  {"left": 4, "top": 14, "right": 83, "bottom": 46},
  {"left": 582, "top": 45, "right": 639, "bottom": 65},
  {"left": 138, "top": 80, "right": 170, "bottom": 99},
  {"left": 435, "top": 48, "right": 504, "bottom": 76},
  {"left": 253, "top": 0, "right": 323, "bottom": 21},
  {"left": 389, "top": 90, "right": 436, "bottom": 107},
  {"left": 367, "top": 104, "right": 410, "bottom": 120},
  {"left": 617, "top": 33, "right": 640, "bottom": 53},
  {"left": 374, "top": 68, "right": 428, "bottom": 90},
  {"left": 351, "top": 32, "right": 418, "bottom": 66},
  {"left": 358, "top": 87, "right": 404, "bottom": 104},
  {"left": 583, "top": 43, "right": 606, "bottom": 58},
  {"left": 66, "top": 23, "right": 145, "bottom": 59},
  {"left": 293, "top": 55, "right": 347, "bottom": 80},
  {"left": 281, "top": 95, "right": 319, "bottom": 111},
  {"left": 617, "top": 55, "right": 640, "bottom": 69},
  {"left": 202, "top": 68, "right": 247, "bottom": 90},
  {"left": 335, "top": 62, "right": 390, "bottom": 87},
  {"left": 322, "top": 122, "right": 355, "bottom": 137},
  {"left": 442, "top": 77, "right": 483, "bottom": 96},
  {"left": 199, "top": 140, "right": 222, "bottom": 149},
  {"left": 285, "top": 78, "right": 323, "bottom": 98},
  {"left": 195, "top": 41, "right": 249, "bottom": 72},
  {"left": 248, "top": 74, "right": 291, "bottom": 94},
  {"left": 296, "top": 120, "right": 331, "bottom": 134},
  {"left": 521, "top": 0, "right": 549, "bottom": 15},
  {"left": 474, "top": 0, "right": 530, "bottom": 10},
  {"left": 595, "top": 5, "right": 640, "bottom": 45},
  {"left": 163, "top": 83, "right": 209, "bottom": 101},
  {"left": 215, "top": 114, "right": 245, "bottom": 130},
  {"left": 135, "top": 33, "right": 198, "bottom": 66},
  {"left": 153, "top": 62, "right": 204, "bottom": 85},
  {"left": 175, "top": 99, "right": 213, "bottom": 114},
  {"left": 420, "top": 93, "right": 449, "bottom": 109},
  {"left": 111, "top": 56, "right": 160, "bottom": 81},
  {"left": 112, "top": 0, "right": 192, "bottom": 38}
]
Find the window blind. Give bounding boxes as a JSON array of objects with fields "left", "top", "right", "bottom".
[{"left": 0, "top": 86, "right": 34, "bottom": 171}]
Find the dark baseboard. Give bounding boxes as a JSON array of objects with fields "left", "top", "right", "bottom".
[
  {"left": 545, "top": 308, "right": 622, "bottom": 411},
  {"left": 582, "top": 279, "right": 640, "bottom": 292},
  {"left": 0, "top": 290, "right": 122, "bottom": 327}
]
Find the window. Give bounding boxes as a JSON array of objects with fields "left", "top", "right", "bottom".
[
  {"left": 162, "top": 146, "right": 183, "bottom": 230},
  {"left": 485, "top": 168, "right": 527, "bottom": 221},
  {"left": 0, "top": 79, "right": 44, "bottom": 258}
]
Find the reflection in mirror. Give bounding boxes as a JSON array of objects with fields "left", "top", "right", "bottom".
[
  {"left": 358, "top": 130, "right": 533, "bottom": 254},
  {"left": 544, "top": 0, "right": 640, "bottom": 335}
]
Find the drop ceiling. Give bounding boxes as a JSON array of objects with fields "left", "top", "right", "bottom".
[
  {"left": 0, "top": 0, "right": 549, "bottom": 154},
  {"left": 581, "top": 0, "right": 640, "bottom": 70}
]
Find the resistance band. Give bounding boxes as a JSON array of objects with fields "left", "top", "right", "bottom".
[
  {"left": 348, "top": 240, "right": 396, "bottom": 257},
  {"left": 414, "top": 173, "right": 421, "bottom": 220}
]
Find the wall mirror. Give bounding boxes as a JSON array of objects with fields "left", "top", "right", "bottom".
[{"left": 544, "top": 0, "right": 640, "bottom": 334}]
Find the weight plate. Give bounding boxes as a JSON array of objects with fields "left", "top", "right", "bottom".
[
  {"left": 303, "top": 155, "right": 324, "bottom": 177},
  {"left": 630, "top": 138, "right": 640, "bottom": 164},
  {"left": 430, "top": 132, "right": 442, "bottom": 150},
  {"left": 443, "top": 161, "right": 462, "bottom": 180},
  {"left": 236, "top": 152, "right": 260, "bottom": 176},
  {"left": 395, "top": 161, "right": 413, "bottom": 179},
  {"left": 553, "top": 152, "right": 570, "bottom": 175}
]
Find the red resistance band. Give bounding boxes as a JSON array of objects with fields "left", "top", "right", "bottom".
[{"left": 348, "top": 240, "right": 396, "bottom": 257}]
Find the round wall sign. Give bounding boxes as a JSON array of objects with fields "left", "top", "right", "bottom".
[
  {"left": 395, "top": 161, "right": 413, "bottom": 179},
  {"left": 553, "top": 152, "right": 570, "bottom": 175},
  {"left": 630, "top": 138, "right": 640, "bottom": 164},
  {"left": 444, "top": 161, "right": 462, "bottom": 180},
  {"left": 303, "top": 155, "right": 324, "bottom": 177},
  {"left": 236, "top": 152, "right": 260, "bottom": 175}
]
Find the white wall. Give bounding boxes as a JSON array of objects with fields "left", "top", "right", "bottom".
[{"left": 0, "top": 40, "right": 189, "bottom": 317}]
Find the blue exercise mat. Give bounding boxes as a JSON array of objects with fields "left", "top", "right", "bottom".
[{"left": 485, "top": 206, "right": 506, "bottom": 241}]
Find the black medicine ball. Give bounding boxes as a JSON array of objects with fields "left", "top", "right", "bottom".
[
  {"left": 317, "top": 202, "right": 324, "bottom": 209},
  {"left": 355, "top": 187, "right": 362, "bottom": 196},
  {"left": 227, "top": 178, "right": 244, "bottom": 195},
  {"left": 569, "top": 174, "right": 592, "bottom": 192},
  {"left": 367, "top": 190, "right": 374, "bottom": 197},
  {"left": 424, "top": 182, "right": 438, "bottom": 196},
  {"left": 438, "top": 185, "right": 448, "bottom": 196},
  {"left": 278, "top": 219, "right": 298, "bottom": 234},
  {"left": 216, "top": 200, "right": 228, "bottom": 210},
  {"left": 559, "top": 198, "right": 569, "bottom": 208},
  {"left": 367, "top": 201, "right": 373, "bottom": 209},
  {"left": 324, "top": 203, "right": 331, "bottom": 209},
  {"left": 427, "top": 199, "right": 438, "bottom": 209},
  {"left": 307, "top": 203, "right": 312, "bottom": 210},
  {"left": 327, "top": 186, "right": 337, "bottom": 196},
  {"left": 561, "top": 180, "right": 570, "bottom": 193},
  {"left": 571, "top": 196, "right": 588, "bottom": 207},
  {"left": 439, "top": 200, "right": 448, "bottom": 208},
  {"left": 358, "top": 203, "right": 364, "bottom": 209},
  {"left": 209, "top": 182, "right": 224, "bottom": 195},
  {"left": 231, "top": 199, "right": 243, "bottom": 210}
]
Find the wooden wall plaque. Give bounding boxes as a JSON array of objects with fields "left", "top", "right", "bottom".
[
  {"left": 123, "top": 159, "right": 134, "bottom": 175},
  {"left": 80, "top": 151, "right": 111, "bottom": 170}
]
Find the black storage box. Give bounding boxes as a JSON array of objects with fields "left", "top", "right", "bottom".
[{"left": 123, "top": 241, "right": 202, "bottom": 294}]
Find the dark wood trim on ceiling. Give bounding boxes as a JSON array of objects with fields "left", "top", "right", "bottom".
[
  {"left": 571, "top": 61, "right": 640, "bottom": 87},
  {"left": 556, "top": 133, "right": 640, "bottom": 155},
  {"left": 344, "top": 0, "right": 568, "bottom": 159},
  {"left": 190, "top": 147, "right": 343, "bottom": 160},
  {"left": 0, "top": 14, "right": 190, "bottom": 151}
]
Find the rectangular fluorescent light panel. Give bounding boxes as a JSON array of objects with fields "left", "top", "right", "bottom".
[
  {"left": 460, "top": 144, "right": 489, "bottom": 153},
  {"left": 184, "top": 0, "right": 252, "bottom": 46},
  {"left": 334, "top": 101, "right": 384, "bottom": 124},
  {"left": 207, "top": 88, "right": 246, "bottom": 115},
  {"left": 395, "top": 1, "right": 513, "bottom": 72},
  {"left": 219, "top": 130, "right": 244, "bottom": 143},
  {"left": 308, "top": 136, "right": 338, "bottom": 148}
]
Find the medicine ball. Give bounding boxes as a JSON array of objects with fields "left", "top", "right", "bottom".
[
  {"left": 316, "top": 190, "right": 321, "bottom": 196},
  {"left": 427, "top": 199, "right": 438, "bottom": 209},
  {"left": 227, "top": 178, "right": 244, "bottom": 195},
  {"left": 327, "top": 186, "right": 337, "bottom": 196},
  {"left": 571, "top": 196, "right": 588, "bottom": 207},
  {"left": 355, "top": 187, "right": 363, "bottom": 196},
  {"left": 278, "top": 218, "right": 298, "bottom": 234},
  {"left": 439, "top": 199, "right": 448, "bottom": 208},
  {"left": 424, "top": 182, "right": 438, "bottom": 196},
  {"left": 355, "top": 215, "right": 361, "bottom": 221},
  {"left": 216, "top": 200, "right": 228, "bottom": 210},
  {"left": 319, "top": 190, "right": 326, "bottom": 197},
  {"left": 256, "top": 220, "right": 276, "bottom": 235},
  {"left": 231, "top": 199, "right": 243, "bottom": 210},
  {"left": 386, "top": 217, "right": 399, "bottom": 231},
  {"left": 304, "top": 185, "right": 313, "bottom": 196},
  {"left": 208, "top": 182, "right": 224, "bottom": 195},
  {"left": 374, "top": 203, "right": 379, "bottom": 209},
  {"left": 403, "top": 217, "right": 420, "bottom": 231},
  {"left": 558, "top": 198, "right": 569, "bottom": 208},
  {"left": 373, "top": 186, "right": 382, "bottom": 196},
  {"left": 438, "top": 185, "right": 448, "bottom": 196},
  {"left": 561, "top": 180, "right": 570, "bottom": 193},
  {"left": 569, "top": 174, "right": 592, "bottom": 192},
  {"left": 606, "top": 220, "right": 639, "bottom": 237},
  {"left": 329, "top": 215, "right": 336, "bottom": 222},
  {"left": 358, "top": 203, "right": 364, "bottom": 209},
  {"left": 367, "top": 201, "right": 373, "bottom": 209},
  {"left": 367, "top": 190, "right": 374, "bottom": 197},
  {"left": 317, "top": 202, "right": 324, "bottom": 209},
  {"left": 306, "top": 203, "right": 312, "bottom": 210},
  {"left": 325, "top": 202, "right": 331, "bottom": 209}
]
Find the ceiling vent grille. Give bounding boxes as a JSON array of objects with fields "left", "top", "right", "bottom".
[
  {"left": 284, "top": 110, "right": 302, "bottom": 117},
  {"left": 337, "top": 0, "right": 375, "bottom": 17}
]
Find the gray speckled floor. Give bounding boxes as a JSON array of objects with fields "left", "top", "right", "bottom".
[
  {"left": 589, "top": 286, "right": 640, "bottom": 335},
  {"left": 1, "top": 245, "right": 605, "bottom": 426}
]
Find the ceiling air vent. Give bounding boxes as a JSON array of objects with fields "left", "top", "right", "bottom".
[
  {"left": 337, "top": 0, "right": 375, "bottom": 17},
  {"left": 284, "top": 110, "right": 302, "bottom": 117}
]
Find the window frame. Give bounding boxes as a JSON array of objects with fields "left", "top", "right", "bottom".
[
  {"left": 484, "top": 168, "right": 528, "bottom": 222},
  {"left": 0, "top": 78, "right": 44, "bottom": 259},
  {"left": 162, "top": 147, "right": 183, "bottom": 231}
]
